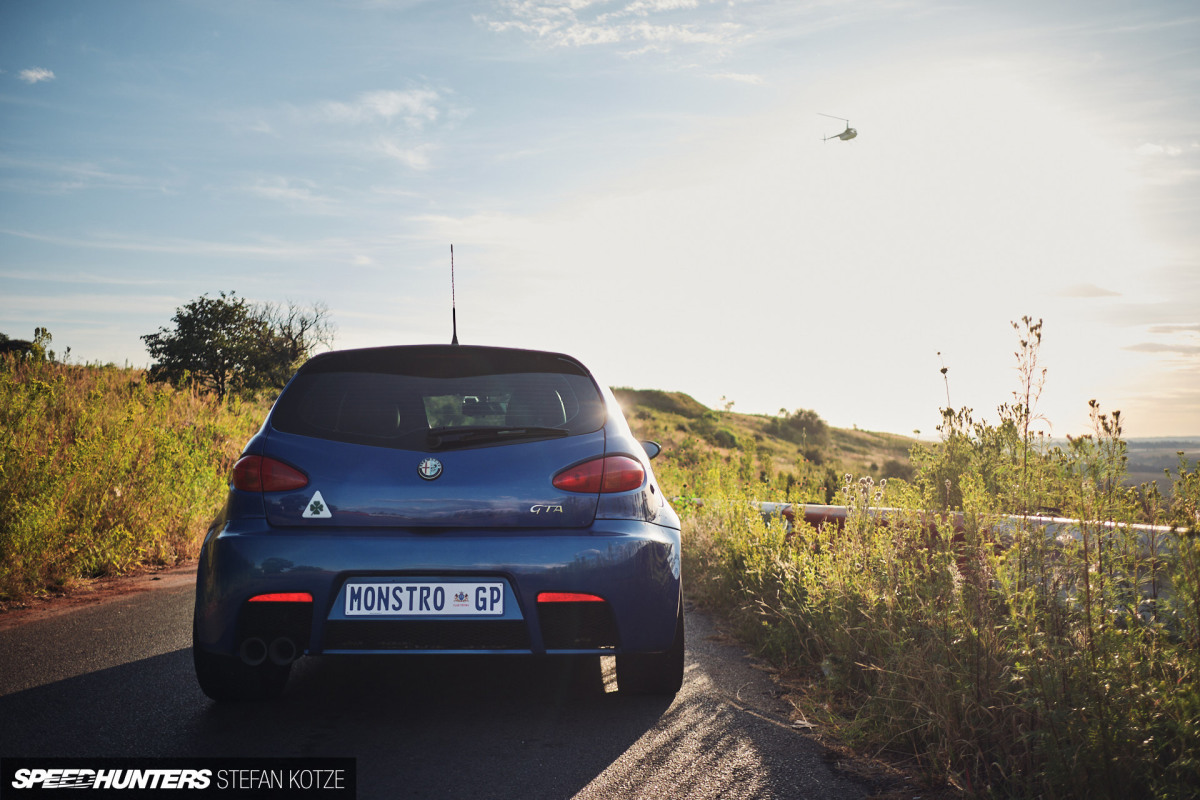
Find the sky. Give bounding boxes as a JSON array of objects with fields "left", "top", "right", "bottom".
[{"left": 2, "top": 0, "right": 1198, "bottom": 439}]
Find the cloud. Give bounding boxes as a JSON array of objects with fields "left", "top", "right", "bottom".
[
  {"left": 247, "top": 120, "right": 277, "bottom": 136},
  {"left": 0, "top": 155, "right": 159, "bottom": 195},
  {"left": 320, "top": 89, "right": 442, "bottom": 129},
  {"left": 264, "top": 87, "right": 451, "bottom": 170},
  {"left": 1135, "top": 142, "right": 1184, "bottom": 157},
  {"left": 479, "top": 0, "right": 923, "bottom": 55},
  {"left": 1125, "top": 342, "right": 1200, "bottom": 356},
  {"left": 1128, "top": 322, "right": 1200, "bottom": 358},
  {"left": 622, "top": 0, "right": 701, "bottom": 15},
  {"left": 374, "top": 139, "right": 435, "bottom": 169},
  {"left": 1061, "top": 283, "right": 1120, "bottom": 298},
  {"left": 242, "top": 177, "right": 342, "bottom": 214},
  {"left": 1, "top": 292, "right": 187, "bottom": 317},
  {"left": 0, "top": 270, "right": 180, "bottom": 287},
  {"left": 18, "top": 67, "right": 55, "bottom": 84},
  {"left": 708, "top": 71, "right": 763, "bottom": 84},
  {"left": 481, "top": 0, "right": 746, "bottom": 51},
  {"left": 1148, "top": 323, "right": 1200, "bottom": 335},
  {"left": 1, "top": 228, "right": 322, "bottom": 259},
  {"left": 0, "top": 227, "right": 408, "bottom": 269}
]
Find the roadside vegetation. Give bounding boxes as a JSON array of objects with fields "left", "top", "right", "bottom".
[
  {"left": 639, "top": 318, "right": 1200, "bottom": 799},
  {"left": 0, "top": 352, "right": 269, "bottom": 602},
  {"left": 4, "top": 312, "right": 1197, "bottom": 796},
  {"left": 0, "top": 291, "right": 333, "bottom": 604}
]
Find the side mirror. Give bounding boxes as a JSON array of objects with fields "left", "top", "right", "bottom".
[{"left": 640, "top": 440, "right": 661, "bottom": 460}]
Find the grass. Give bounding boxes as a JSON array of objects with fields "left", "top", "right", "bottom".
[
  {"left": 677, "top": 476, "right": 1200, "bottom": 798},
  {"left": 642, "top": 323, "right": 1200, "bottom": 799},
  {"left": 0, "top": 354, "right": 268, "bottom": 602}
]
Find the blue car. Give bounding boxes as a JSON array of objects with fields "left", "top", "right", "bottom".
[{"left": 193, "top": 344, "right": 683, "bottom": 701}]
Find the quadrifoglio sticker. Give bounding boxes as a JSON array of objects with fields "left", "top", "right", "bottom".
[{"left": 302, "top": 490, "right": 332, "bottom": 518}]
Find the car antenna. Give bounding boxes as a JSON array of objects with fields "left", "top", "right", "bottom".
[{"left": 450, "top": 244, "right": 459, "bottom": 345}]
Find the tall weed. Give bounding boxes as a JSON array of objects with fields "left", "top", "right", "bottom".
[
  {"left": 672, "top": 322, "right": 1200, "bottom": 798},
  {"left": 0, "top": 356, "right": 266, "bottom": 600}
]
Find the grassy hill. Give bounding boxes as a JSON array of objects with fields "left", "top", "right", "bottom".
[{"left": 613, "top": 388, "right": 915, "bottom": 493}]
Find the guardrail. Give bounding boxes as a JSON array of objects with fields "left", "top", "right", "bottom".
[
  {"left": 748, "top": 501, "right": 1183, "bottom": 540},
  {"left": 682, "top": 498, "right": 1191, "bottom": 605},
  {"left": 678, "top": 497, "right": 1182, "bottom": 533}
]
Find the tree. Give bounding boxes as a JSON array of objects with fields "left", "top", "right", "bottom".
[
  {"left": 141, "top": 292, "right": 334, "bottom": 401},
  {"left": 252, "top": 300, "right": 336, "bottom": 388},
  {"left": 0, "top": 328, "right": 56, "bottom": 361},
  {"left": 767, "top": 408, "right": 830, "bottom": 449}
]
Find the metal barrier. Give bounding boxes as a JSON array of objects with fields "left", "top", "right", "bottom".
[{"left": 680, "top": 498, "right": 1190, "bottom": 606}]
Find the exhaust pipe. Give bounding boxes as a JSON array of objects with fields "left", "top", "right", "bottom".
[
  {"left": 238, "top": 637, "right": 268, "bottom": 666},
  {"left": 268, "top": 636, "right": 298, "bottom": 666}
]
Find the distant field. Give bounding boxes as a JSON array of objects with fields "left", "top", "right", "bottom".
[{"left": 1124, "top": 437, "right": 1200, "bottom": 488}]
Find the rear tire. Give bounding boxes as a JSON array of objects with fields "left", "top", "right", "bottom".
[
  {"left": 193, "top": 635, "right": 291, "bottom": 702},
  {"left": 617, "top": 603, "right": 684, "bottom": 696}
]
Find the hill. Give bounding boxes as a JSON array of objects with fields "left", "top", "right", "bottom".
[
  {"left": 614, "top": 388, "right": 1200, "bottom": 499},
  {"left": 612, "top": 388, "right": 916, "bottom": 495}
]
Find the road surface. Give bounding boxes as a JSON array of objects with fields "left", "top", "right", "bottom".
[{"left": 0, "top": 569, "right": 868, "bottom": 799}]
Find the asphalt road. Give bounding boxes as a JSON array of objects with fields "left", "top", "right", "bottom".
[{"left": 0, "top": 572, "right": 867, "bottom": 799}]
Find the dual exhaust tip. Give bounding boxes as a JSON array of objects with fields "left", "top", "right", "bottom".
[{"left": 238, "top": 636, "right": 298, "bottom": 667}]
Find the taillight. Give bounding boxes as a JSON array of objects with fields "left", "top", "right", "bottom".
[
  {"left": 232, "top": 455, "right": 309, "bottom": 493},
  {"left": 552, "top": 456, "right": 644, "bottom": 493},
  {"left": 538, "top": 592, "right": 605, "bottom": 603},
  {"left": 248, "top": 593, "right": 313, "bottom": 603}
]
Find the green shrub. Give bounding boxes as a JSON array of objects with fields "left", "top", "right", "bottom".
[
  {"left": 708, "top": 426, "right": 738, "bottom": 449},
  {"left": 766, "top": 408, "right": 830, "bottom": 448}
]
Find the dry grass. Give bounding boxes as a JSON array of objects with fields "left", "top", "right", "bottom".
[
  {"left": 0, "top": 355, "right": 268, "bottom": 601},
  {"left": 671, "top": 431, "right": 1200, "bottom": 798}
]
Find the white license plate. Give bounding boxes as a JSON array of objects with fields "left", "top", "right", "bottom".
[{"left": 344, "top": 582, "right": 505, "bottom": 617}]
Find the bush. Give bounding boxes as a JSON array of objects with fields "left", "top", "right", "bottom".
[
  {"left": 766, "top": 408, "right": 830, "bottom": 448},
  {"left": 708, "top": 427, "right": 738, "bottom": 449}
]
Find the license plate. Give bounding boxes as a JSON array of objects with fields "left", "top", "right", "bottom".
[{"left": 343, "top": 581, "right": 505, "bottom": 617}]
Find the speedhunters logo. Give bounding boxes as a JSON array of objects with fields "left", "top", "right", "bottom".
[
  {"left": 11, "top": 768, "right": 211, "bottom": 790},
  {"left": 2, "top": 758, "right": 355, "bottom": 798}
]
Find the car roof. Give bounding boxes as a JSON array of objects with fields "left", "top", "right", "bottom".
[{"left": 299, "top": 344, "right": 592, "bottom": 378}]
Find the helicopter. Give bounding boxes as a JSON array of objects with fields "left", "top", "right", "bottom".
[{"left": 820, "top": 113, "right": 857, "bottom": 142}]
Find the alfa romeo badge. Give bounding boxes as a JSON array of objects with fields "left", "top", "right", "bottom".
[{"left": 417, "top": 457, "right": 443, "bottom": 480}]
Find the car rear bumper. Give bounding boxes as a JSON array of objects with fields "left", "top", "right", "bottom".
[{"left": 194, "top": 519, "right": 681, "bottom": 658}]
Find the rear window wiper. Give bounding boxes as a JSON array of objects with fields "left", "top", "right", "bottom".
[{"left": 426, "top": 426, "right": 570, "bottom": 450}]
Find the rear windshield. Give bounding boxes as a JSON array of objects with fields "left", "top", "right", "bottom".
[{"left": 270, "top": 346, "right": 606, "bottom": 450}]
